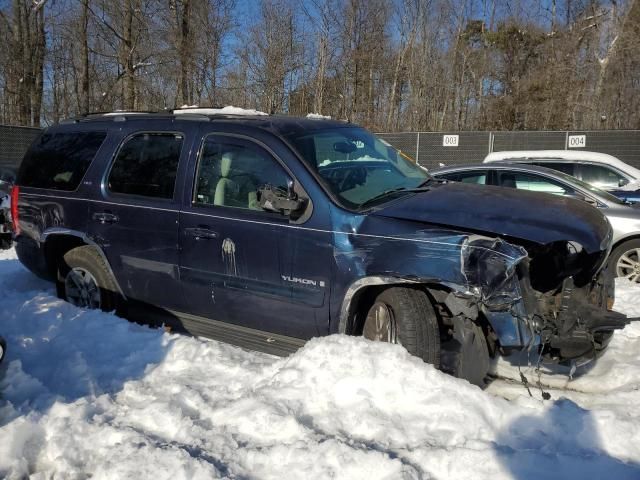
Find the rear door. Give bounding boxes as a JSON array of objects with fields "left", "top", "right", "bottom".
[{"left": 88, "top": 128, "right": 191, "bottom": 311}]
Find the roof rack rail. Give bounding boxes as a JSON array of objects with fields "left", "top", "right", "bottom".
[{"left": 58, "top": 110, "right": 168, "bottom": 124}]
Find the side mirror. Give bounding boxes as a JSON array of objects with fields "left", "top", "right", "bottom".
[
  {"left": 565, "top": 192, "right": 587, "bottom": 202},
  {"left": 619, "top": 178, "right": 630, "bottom": 188},
  {"left": 258, "top": 182, "right": 307, "bottom": 217},
  {"left": 567, "top": 192, "right": 597, "bottom": 206}
]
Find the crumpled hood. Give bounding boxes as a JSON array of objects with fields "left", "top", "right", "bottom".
[{"left": 373, "top": 182, "right": 612, "bottom": 253}]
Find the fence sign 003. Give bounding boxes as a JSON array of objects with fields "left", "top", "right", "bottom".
[
  {"left": 442, "top": 134, "right": 459, "bottom": 147},
  {"left": 568, "top": 134, "right": 586, "bottom": 148}
]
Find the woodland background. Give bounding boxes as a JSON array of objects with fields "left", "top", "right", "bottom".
[{"left": 0, "top": 0, "right": 639, "bottom": 131}]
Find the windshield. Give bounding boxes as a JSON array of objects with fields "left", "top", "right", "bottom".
[
  {"left": 286, "top": 127, "right": 429, "bottom": 209},
  {"left": 551, "top": 169, "right": 626, "bottom": 205}
]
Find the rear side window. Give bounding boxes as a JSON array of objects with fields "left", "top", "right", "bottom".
[
  {"left": 108, "top": 132, "right": 183, "bottom": 199},
  {"left": 498, "top": 171, "right": 571, "bottom": 195},
  {"left": 19, "top": 131, "right": 106, "bottom": 191},
  {"left": 532, "top": 162, "right": 575, "bottom": 176},
  {"left": 441, "top": 171, "right": 487, "bottom": 184}
]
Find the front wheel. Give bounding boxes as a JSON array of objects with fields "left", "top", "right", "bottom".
[
  {"left": 360, "top": 287, "right": 490, "bottom": 386},
  {"left": 609, "top": 239, "right": 640, "bottom": 283},
  {"left": 361, "top": 287, "right": 440, "bottom": 367}
]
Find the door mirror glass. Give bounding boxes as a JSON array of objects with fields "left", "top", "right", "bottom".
[
  {"left": 619, "top": 178, "right": 630, "bottom": 188},
  {"left": 258, "top": 182, "right": 307, "bottom": 216},
  {"left": 564, "top": 192, "right": 586, "bottom": 202},
  {"left": 333, "top": 141, "right": 357, "bottom": 155}
]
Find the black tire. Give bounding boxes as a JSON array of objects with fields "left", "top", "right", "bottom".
[
  {"left": 362, "top": 287, "right": 440, "bottom": 367},
  {"left": 57, "top": 245, "right": 121, "bottom": 312},
  {"left": 0, "top": 336, "right": 6, "bottom": 364},
  {"left": 440, "top": 317, "right": 490, "bottom": 387},
  {"left": 608, "top": 239, "right": 640, "bottom": 283}
]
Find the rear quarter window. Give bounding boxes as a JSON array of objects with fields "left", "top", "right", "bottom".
[{"left": 18, "top": 131, "right": 107, "bottom": 191}]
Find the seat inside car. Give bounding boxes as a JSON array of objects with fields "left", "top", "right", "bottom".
[{"left": 500, "top": 173, "right": 517, "bottom": 188}]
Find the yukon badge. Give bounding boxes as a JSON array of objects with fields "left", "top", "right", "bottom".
[{"left": 281, "top": 275, "right": 326, "bottom": 288}]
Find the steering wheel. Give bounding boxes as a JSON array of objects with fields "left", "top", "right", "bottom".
[{"left": 337, "top": 167, "right": 367, "bottom": 192}]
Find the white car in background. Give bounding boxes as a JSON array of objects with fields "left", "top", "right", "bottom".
[{"left": 483, "top": 150, "right": 640, "bottom": 202}]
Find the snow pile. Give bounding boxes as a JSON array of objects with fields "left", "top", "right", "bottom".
[
  {"left": 1, "top": 248, "right": 640, "bottom": 478},
  {"left": 174, "top": 106, "right": 268, "bottom": 116},
  {"left": 306, "top": 113, "right": 332, "bottom": 120}
]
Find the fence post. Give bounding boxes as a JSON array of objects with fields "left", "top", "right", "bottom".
[{"left": 415, "top": 132, "right": 420, "bottom": 165}]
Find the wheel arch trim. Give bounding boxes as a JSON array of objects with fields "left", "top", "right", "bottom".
[
  {"left": 611, "top": 233, "right": 640, "bottom": 252},
  {"left": 338, "top": 276, "right": 455, "bottom": 334},
  {"left": 41, "top": 227, "right": 127, "bottom": 299}
]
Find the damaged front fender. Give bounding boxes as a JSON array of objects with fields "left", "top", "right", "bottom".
[{"left": 333, "top": 212, "right": 631, "bottom": 365}]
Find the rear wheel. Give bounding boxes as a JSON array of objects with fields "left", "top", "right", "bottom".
[
  {"left": 0, "top": 336, "right": 6, "bottom": 364},
  {"left": 57, "top": 246, "right": 120, "bottom": 312},
  {"left": 610, "top": 239, "right": 640, "bottom": 283}
]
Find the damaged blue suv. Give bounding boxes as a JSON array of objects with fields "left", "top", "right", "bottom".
[{"left": 12, "top": 111, "right": 631, "bottom": 385}]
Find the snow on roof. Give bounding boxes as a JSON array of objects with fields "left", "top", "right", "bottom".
[
  {"left": 102, "top": 111, "right": 150, "bottom": 116},
  {"left": 306, "top": 113, "right": 332, "bottom": 120},
  {"left": 173, "top": 105, "right": 268, "bottom": 116},
  {"left": 484, "top": 149, "right": 640, "bottom": 180}
]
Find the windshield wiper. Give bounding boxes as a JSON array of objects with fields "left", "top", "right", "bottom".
[
  {"left": 417, "top": 176, "right": 437, "bottom": 187},
  {"left": 360, "top": 185, "right": 431, "bottom": 209}
]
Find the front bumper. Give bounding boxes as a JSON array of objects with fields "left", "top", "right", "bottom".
[
  {"left": 488, "top": 261, "right": 631, "bottom": 365},
  {"left": 460, "top": 235, "right": 633, "bottom": 365}
]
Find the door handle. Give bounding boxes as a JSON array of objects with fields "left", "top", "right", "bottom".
[
  {"left": 185, "top": 227, "right": 219, "bottom": 240},
  {"left": 92, "top": 212, "right": 119, "bottom": 224}
]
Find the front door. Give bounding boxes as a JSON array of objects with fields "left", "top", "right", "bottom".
[{"left": 179, "top": 134, "right": 326, "bottom": 339}]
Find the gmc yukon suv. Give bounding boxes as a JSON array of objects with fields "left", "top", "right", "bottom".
[{"left": 11, "top": 111, "right": 631, "bottom": 385}]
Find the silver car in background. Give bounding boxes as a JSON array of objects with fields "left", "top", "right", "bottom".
[{"left": 431, "top": 163, "right": 640, "bottom": 282}]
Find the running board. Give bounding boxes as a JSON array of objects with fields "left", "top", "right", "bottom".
[{"left": 168, "top": 310, "right": 307, "bottom": 357}]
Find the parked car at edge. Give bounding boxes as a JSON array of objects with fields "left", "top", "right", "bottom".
[
  {"left": 431, "top": 163, "right": 640, "bottom": 283},
  {"left": 0, "top": 336, "right": 5, "bottom": 364},
  {"left": 11, "top": 110, "right": 631, "bottom": 386},
  {"left": 483, "top": 150, "right": 640, "bottom": 203},
  {"left": 0, "top": 167, "right": 15, "bottom": 249}
]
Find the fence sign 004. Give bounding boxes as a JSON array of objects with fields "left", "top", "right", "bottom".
[
  {"left": 442, "top": 134, "right": 459, "bottom": 147},
  {"left": 568, "top": 134, "right": 586, "bottom": 148}
]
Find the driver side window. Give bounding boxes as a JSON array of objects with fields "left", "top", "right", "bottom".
[{"left": 194, "top": 138, "right": 290, "bottom": 211}]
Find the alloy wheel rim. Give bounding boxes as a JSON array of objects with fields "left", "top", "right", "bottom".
[
  {"left": 65, "top": 267, "right": 101, "bottom": 309},
  {"left": 616, "top": 248, "right": 640, "bottom": 283},
  {"left": 363, "top": 302, "right": 397, "bottom": 343}
]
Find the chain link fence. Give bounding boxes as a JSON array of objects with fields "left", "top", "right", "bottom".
[
  {"left": 0, "top": 125, "right": 40, "bottom": 170},
  {"left": 377, "top": 130, "right": 640, "bottom": 170},
  {"left": 2, "top": 124, "right": 639, "bottom": 173}
]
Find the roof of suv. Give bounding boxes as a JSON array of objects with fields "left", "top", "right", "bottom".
[{"left": 58, "top": 110, "right": 352, "bottom": 138}]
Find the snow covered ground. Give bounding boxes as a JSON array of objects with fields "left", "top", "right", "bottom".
[{"left": 1, "top": 248, "right": 639, "bottom": 480}]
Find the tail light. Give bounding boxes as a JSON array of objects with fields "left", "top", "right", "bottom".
[{"left": 10, "top": 185, "right": 19, "bottom": 235}]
